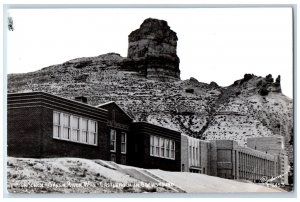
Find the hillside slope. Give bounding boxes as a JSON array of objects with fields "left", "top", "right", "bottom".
[{"left": 7, "top": 53, "right": 293, "bottom": 162}]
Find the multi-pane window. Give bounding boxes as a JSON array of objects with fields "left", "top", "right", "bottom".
[
  {"left": 53, "top": 112, "right": 61, "bottom": 138},
  {"left": 121, "top": 132, "right": 127, "bottom": 154},
  {"left": 154, "top": 136, "right": 159, "bottom": 156},
  {"left": 171, "top": 140, "right": 175, "bottom": 159},
  {"left": 110, "top": 129, "right": 116, "bottom": 152},
  {"left": 150, "top": 135, "right": 175, "bottom": 160},
  {"left": 62, "top": 114, "right": 71, "bottom": 139},
  {"left": 89, "top": 121, "right": 97, "bottom": 145},
  {"left": 53, "top": 111, "right": 97, "bottom": 146},
  {"left": 166, "top": 139, "right": 170, "bottom": 158},
  {"left": 150, "top": 136, "right": 154, "bottom": 155},
  {"left": 160, "top": 137, "right": 165, "bottom": 157},
  {"left": 72, "top": 116, "right": 80, "bottom": 141},
  {"left": 82, "top": 119, "right": 88, "bottom": 143}
]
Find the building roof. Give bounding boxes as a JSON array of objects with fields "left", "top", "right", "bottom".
[
  {"left": 8, "top": 91, "right": 105, "bottom": 109},
  {"left": 133, "top": 121, "right": 181, "bottom": 134},
  {"left": 96, "top": 101, "right": 133, "bottom": 120},
  {"left": 8, "top": 91, "right": 108, "bottom": 122},
  {"left": 96, "top": 101, "right": 115, "bottom": 107},
  {"left": 181, "top": 133, "right": 210, "bottom": 143}
]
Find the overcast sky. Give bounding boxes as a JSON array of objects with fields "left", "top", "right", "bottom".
[{"left": 7, "top": 8, "right": 293, "bottom": 98}]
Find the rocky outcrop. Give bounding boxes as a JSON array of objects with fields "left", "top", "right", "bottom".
[
  {"left": 121, "top": 18, "right": 180, "bottom": 81},
  {"left": 8, "top": 62, "right": 293, "bottom": 163},
  {"left": 232, "top": 74, "right": 282, "bottom": 96},
  {"left": 31, "top": 18, "right": 181, "bottom": 82},
  {"left": 7, "top": 18, "right": 292, "bottom": 164}
]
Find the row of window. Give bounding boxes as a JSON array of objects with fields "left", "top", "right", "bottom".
[
  {"left": 53, "top": 112, "right": 175, "bottom": 159},
  {"left": 53, "top": 111, "right": 97, "bottom": 146},
  {"left": 150, "top": 135, "right": 175, "bottom": 160},
  {"left": 110, "top": 129, "right": 127, "bottom": 154}
]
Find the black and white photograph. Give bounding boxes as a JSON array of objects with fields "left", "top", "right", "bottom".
[{"left": 3, "top": 3, "right": 296, "bottom": 197}]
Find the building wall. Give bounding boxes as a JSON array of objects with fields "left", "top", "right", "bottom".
[
  {"left": 7, "top": 92, "right": 109, "bottom": 160},
  {"left": 200, "top": 141, "right": 211, "bottom": 175},
  {"left": 182, "top": 137, "right": 285, "bottom": 183},
  {"left": 40, "top": 107, "right": 109, "bottom": 160},
  {"left": 188, "top": 136, "right": 201, "bottom": 171},
  {"left": 181, "top": 135, "right": 189, "bottom": 172},
  {"left": 7, "top": 92, "right": 183, "bottom": 172},
  {"left": 209, "top": 140, "right": 279, "bottom": 182},
  {"left": 278, "top": 153, "right": 289, "bottom": 184},
  {"left": 210, "top": 140, "right": 236, "bottom": 179},
  {"left": 7, "top": 106, "right": 43, "bottom": 157},
  {"left": 97, "top": 103, "right": 133, "bottom": 165},
  {"left": 209, "top": 141, "right": 218, "bottom": 176},
  {"left": 247, "top": 136, "right": 289, "bottom": 184},
  {"left": 132, "top": 122, "right": 181, "bottom": 171},
  {"left": 181, "top": 135, "right": 210, "bottom": 174},
  {"left": 247, "top": 136, "right": 285, "bottom": 155},
  {"left": 236, "top": 147, "right": 277, "bottom": 182},
  {"left": 8, "top": 92, "right": 289, "bottom": 183}
]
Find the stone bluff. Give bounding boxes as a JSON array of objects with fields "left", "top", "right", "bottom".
[{"left": 121, "top": 18, "right": 181, "bottom": 81}]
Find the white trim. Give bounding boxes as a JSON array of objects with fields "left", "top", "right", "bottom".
[
  {"left": 52, "top": 110, "right": 98, "bottom": 146},
  {"left": 150, "top": 135, "right": 154, "bottom": 155},
  {"left": 53, "top": 111, "right": 61, "bottom": 138},
  {"left": 110, "top": 129, "right": 116, "bottom": 152},
  {"left": 81, "top": 118, "right": 89, "bottom": 143},
  {"left": 95, "top": 101, "right": 115, "bottom": 108},
  {"left": 121, "top": 132, "right": 127, "bottom": 154},
  {"left": 61, "top": 113, "right": 71, "bottom": 140},
  {"left": 150, "top": 135, "right": 175, "bottom": 160},
  {"left": 71, "top": 115, "right": 81, "bottom": 142},
  {"left": 96, "top": 101, "right": 133, "bottom": 120}
]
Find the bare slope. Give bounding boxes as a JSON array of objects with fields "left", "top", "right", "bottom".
[{"left": 7, "top": 53, "right": 293, "bottom": 162}]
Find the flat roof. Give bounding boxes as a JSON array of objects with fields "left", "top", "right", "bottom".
[
  {"left": 8, "top": 91, "right": 108, "bottom": 121},
  {"left": 133, "top": 121, "right": 181, "bottom": 134},
  {"left": 8, "top": 91, "right": 104, "bottom": 108}
]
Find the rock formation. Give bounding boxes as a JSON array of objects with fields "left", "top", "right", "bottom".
[
  {"left": 121, "top": 18, "right": 180, "bottom": 81},
  {"left": 7, "top": 18, "right": 292, "bottom": 164}
]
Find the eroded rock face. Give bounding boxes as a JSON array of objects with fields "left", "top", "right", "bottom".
[{"left": 123, "top": 18, "right": 180, "bottom": 81}]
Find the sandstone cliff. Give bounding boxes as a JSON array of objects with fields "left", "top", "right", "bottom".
[
  {"left": 121, "top": 18, "right": 180, "bottom": 81},
  {"left": 7, "top": 63, "right": 293, "bottom": 162}
]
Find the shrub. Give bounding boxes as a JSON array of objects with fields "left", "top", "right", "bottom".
[
  {"left": 240, "top": 74, "right": 254, "bottom": 84},
  {"left": 140, "top": 186, "right": 157, "bottom": 193},
  {"left": 235, "top": 91, "right": 241, "bottom": 96},
  {"left": 185, "top": 88, "right": 194, "bottom": 93},
  {"left": 259, "top": 88, "right": 269, "bottom": 96}
]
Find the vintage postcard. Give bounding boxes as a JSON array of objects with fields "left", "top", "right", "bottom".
[{"left": 4, "top": 4, "right": 295, "bottom": 197}]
